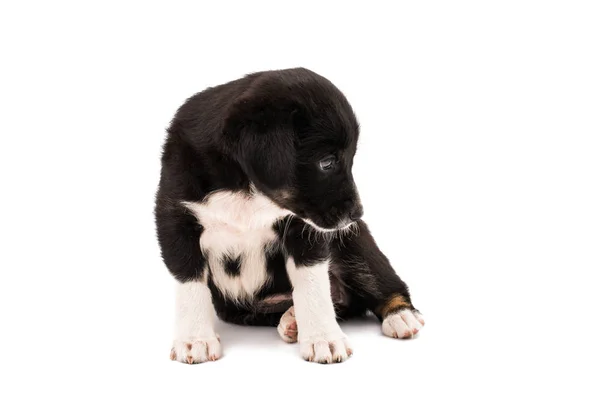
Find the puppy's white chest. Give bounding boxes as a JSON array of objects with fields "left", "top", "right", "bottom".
[{"left": 182, "top": 189, "right": 290, "bottom": 301}]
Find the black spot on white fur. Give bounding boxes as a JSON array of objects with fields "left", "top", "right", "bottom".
[{"left": 223, "top": 255, "right": 241, "bottom": 277}]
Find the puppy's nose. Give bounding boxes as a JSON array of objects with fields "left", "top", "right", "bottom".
[{"left": 349, "top": 205, "right": 364, "bottom": 221}]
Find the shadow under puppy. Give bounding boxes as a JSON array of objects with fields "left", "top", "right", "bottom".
[{"left": 155, "top": 67, "right": 424, "bottom": 364}]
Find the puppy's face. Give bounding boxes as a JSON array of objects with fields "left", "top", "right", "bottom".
[
  {"left": 286, "top": 126, "right": 363, "bottom": 231},
  {"left": 226, "top": 69, "right": 363, "bottom": 231}
]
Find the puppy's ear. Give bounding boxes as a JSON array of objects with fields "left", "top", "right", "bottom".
[{"left": 224, "top": 95, "right": 297, "bottom": 189}]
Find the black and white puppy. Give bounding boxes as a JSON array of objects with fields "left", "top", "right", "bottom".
[{"left": 155, "top": 68, "right": 424, "bottom": 364}]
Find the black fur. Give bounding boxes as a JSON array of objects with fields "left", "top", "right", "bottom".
[
  {"left": 222, "top": 255, "right": 242, "bottom": 277},
  {"left": 261, "top": 245, "right": 292, "bottom": 295},
  {"left": 155, "top": 68, "right": 418, "bottom": 324}
]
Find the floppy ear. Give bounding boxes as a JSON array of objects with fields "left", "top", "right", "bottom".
[{"left": 224, "top": 95, "right": 297, "bottom": 189}]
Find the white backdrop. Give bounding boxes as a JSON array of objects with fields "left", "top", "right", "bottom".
[{"left": 1, "top": 1, "right": 598, "bottom": 409}]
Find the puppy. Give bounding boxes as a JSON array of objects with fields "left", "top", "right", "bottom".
[{"left": 155, "top": 68, "right": 424, "bottom": 364}]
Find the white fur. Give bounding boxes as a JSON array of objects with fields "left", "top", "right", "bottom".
[
  {"left": 277, "top": 306, "right": 297, "bottom": 343},
  {"left": 301, "top": 217, "right": 354, "bottom": 233},
  {"left": 286, "top": 258, "right": 352, "bottom": 363},
  {"left": 171, "top": 278, "right": 222, "bottom": 363},
  {"left": 382, "top": 309, "right": 425, "bottom": 339},
  {"left": 182, "top": 186, "right": 291, "bottom": 302},
  {"left": 182, "top": 186, "right": 290, "bottom": 231}
]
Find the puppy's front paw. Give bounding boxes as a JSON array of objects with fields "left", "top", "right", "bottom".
[
  {"left": 170, "top": 336, "right": 222, "bottom": 364},
  {"left": 382, "top": 309, "right": 425, "bottom": 339},
  {"left": 300, "top": 334, "right": 353, "bottom": 364}
]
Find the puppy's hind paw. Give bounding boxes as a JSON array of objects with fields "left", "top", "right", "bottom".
[
  {"left": 382, "top": 309, "right": 425, "bottom": 339},
  {"left": 277, "top": 306, "right": 298, "bottom": 343}
]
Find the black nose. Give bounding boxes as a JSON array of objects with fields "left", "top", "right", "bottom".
[{"left": 349, "top": 205, "right": 364, "bottom": 221}]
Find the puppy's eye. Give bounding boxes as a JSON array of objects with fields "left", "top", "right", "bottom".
[{"left": 319, "top": 156, "right": 336, "bottom": 171}]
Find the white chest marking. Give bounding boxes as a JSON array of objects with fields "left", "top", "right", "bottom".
[{"left": 182, "top": 188, "right": 291, "bottom": 302}]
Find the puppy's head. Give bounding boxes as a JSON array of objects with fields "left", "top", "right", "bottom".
[{"left": 225, "top": 68, "right": 363, "bottom": 231}]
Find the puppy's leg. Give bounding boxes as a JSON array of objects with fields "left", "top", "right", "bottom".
[
  {"left": 156, "top": 203, "right": 222, "bottom": 363},
  {"left": 332, "top": 220, "right": 425, "bottom": 339},
  {"left": 286, "top": 258, "right": 352, "bottom": 363},
  {"left": 171, "top": 279, "right": 222, "bottom": 363}
]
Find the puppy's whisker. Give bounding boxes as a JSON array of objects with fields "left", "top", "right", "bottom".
[
  {"left": 282, "top": 215, "right": 293, "bottom": 241},
  {"left": 350, "top": 221, "right": 360, "bottom": 237}
]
